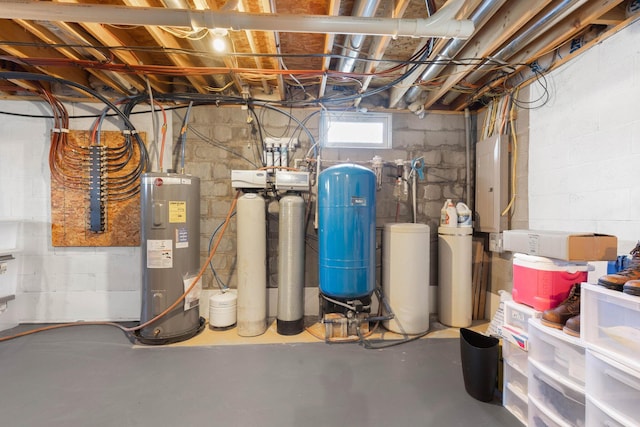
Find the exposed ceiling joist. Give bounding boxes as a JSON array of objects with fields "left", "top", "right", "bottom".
[{"left": 0, "top": 0, "right": 636, "bottom": 113}]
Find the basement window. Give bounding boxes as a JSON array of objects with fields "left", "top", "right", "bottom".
[{"left": 320, "top": 111, "right": 392, "bottom": 149}]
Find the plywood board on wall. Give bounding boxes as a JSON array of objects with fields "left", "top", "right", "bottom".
[{"left": 51, "top": 130, "right": 146, "bottom": 247}]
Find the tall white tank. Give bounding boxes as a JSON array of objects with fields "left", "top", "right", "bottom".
[
  {"left": 438, "top": 226, "right": 472, "bottom": 327},
  {"left": 236, "top": 193, "right": 267, "bottom": 336},
  {"left": 383, "top": 223, "right": 430, "bottom": 335},
  {"left": 277, "top": 194, "right": 305, "bottom": 335}
]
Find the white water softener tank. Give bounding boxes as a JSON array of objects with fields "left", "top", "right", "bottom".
[
  {"left": 438, "top": 226, "right": 472, "bottom": 328},
  {"left": 236, "top": 193, "right": 267, "bottom": 337},
  {"left": 383, "top": 223, "right": 430, "bottom": 334}
]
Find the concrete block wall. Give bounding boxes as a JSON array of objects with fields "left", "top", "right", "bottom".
[
  {"left": 528, "top": 20, "right": 640, "bottom": 252},
  {"left": 175, "top": 106, "right": 469, "bottom": 300}
]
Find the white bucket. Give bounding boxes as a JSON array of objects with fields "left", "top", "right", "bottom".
[{"left": 209, "top": 290, "right": 237, "bottom": 328}]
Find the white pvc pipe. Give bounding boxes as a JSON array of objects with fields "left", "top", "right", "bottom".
[{"left": 0, "top": 0, "right": 474, "bottom": 39}]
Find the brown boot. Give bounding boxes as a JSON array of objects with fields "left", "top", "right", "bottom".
[
  {"left": 623, "top": 280, "right": 640, "bottom": 296},
  {"left": 598, "top": 242, "right": 640, "bottom": 291},
  {"left": 563, "top": 315, "right": 580, "bottom": 337},
  {"left": 541, "top": 284, "right": 580, "bottom": 329}
]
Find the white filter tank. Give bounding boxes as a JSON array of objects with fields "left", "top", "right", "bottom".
[
  {"left": 438, "top": 226, "right": 472, "bottom": 327},
  {"left": 277, "top": 194, "right": 305, "bottom": 335},
  {"left": 236, "top": 193, "right": 267, "bottom": 337},
  {"left": 383, "top": 223, "right": 430, "bottom": 334}
]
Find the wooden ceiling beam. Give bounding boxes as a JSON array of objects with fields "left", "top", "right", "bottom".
[
  {"left": 421, "top": 0, "right": 555, "bottom": 110},
  {"left": 237, "top": 0, "right": 283, "bottom": 100},
  {"left": 121, "top": 0, "right": 218, "bottom": 94},
  {"left": 15, "top": 19, "right": 150, "bottom": 96},
  {"left": 0, "top": 19, "right": 90, "bottom": 88},
  {"left": 449, "top": 0, "right": 625, "bottom": 110}
]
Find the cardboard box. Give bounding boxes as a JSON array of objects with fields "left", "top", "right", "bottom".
[{"left": 503, "top": 230, "right": 617, "bottom": 261}]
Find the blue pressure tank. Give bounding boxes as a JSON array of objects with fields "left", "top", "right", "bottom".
[{"left": 318, "top": 164, "right": 376, "bottom": 299}]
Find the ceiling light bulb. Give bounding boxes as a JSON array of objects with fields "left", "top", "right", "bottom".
[
  {"left": 211, "top": 28, "right": 228, "bottom": 53},
  {"left": 212, "top": 37, "right": 226, "bottom": 52}
]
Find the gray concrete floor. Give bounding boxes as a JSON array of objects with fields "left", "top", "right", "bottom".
[{"left": 0, "top": 324, "right": 519, "bottom": 427}]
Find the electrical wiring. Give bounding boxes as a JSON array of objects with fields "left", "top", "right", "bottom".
[
  {"left": 179, "top": 118, "right": 259, "bottom": 168},
  {"left": 0, "top": 190, "right": 240, "bottom": 344},
  {"left": 501, "top": 89, "right": 520, "bottom": 218},
  {"left": 159, "top": 25, "right": 210, "bottom": 40},
  {"left": 178, "top": 101, "right": 194, "bottom": 173},
  {"left": 208, "top": 212, "right": 237, "bottom": 291},
  {"left": 511, "top": 67, "right": 551, "bottom": 110}
]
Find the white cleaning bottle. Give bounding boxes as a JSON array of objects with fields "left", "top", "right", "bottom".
[
  {"left": 456, "top": 202, "right": 472, "bottom": 227},
  {"left": 440, "top": 199, "right": 457, "bottom": 227}
]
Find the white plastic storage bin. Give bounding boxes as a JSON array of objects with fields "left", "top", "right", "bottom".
[
  {"left": 528, "top": 359, "right": 585, "bottom": 427},
  {"left": 504, "top": 300, "right": 542, "bottom": 333},
  {"left": 503, "top": 339, "right": 528, "bottom": 374},
  {"left": 582, "top": 283, "right": 640, "bottom": 372},
  {"left": 0, "top": 296, "right": 18, "bottom": 332},
  {"left": 586, "top": 396, "right": 637, "bottom": 427},
  {"left": 528, "top": 395, "right": 574, "bottom": 427},
  {"left": 0, "top": 221, "right": 20, "bottom": 332},
  {"left": 503, "top": 378, "right": 528, "bottom": 426},
  {"left": 528, "top": 318, "right": 585, "bottom": 386},
  {"left": 504, "top": 357, "right": 528, "bottom": 396},
  {"left": 586, "top": 349, "right": 640, "bottom": 425}
]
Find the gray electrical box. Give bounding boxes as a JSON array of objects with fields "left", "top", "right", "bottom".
[{"left": 475, "top": 134, "right": 508, "bottom": 233}]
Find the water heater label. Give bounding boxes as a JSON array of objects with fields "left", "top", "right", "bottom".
[
  {"left": 169, "top": 201, "right": 186, "bottom": 223},
  {"left": 183, "top": 275, "right": 201, "bottom": 311},
  {"left": 175, "top": 227, "right": 189, "bottom": 248},
  {"left": 351, "top": 196, "right": 367, "bottom": 206},
  {"left": 144, "top": 176, "right": 191, "bottom": 186},
  {"left": 147, "top": 239, "right": 173, "bottom": 269}
]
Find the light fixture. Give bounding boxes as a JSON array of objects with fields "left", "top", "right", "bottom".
[{"left": 211, "top": 28, "right": 228, "bottom": 53}]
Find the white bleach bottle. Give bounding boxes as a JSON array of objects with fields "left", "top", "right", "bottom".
[
  {"left": 456, "top": 202, "right": 472, "bottom": 227},
  {"left": 440, "top": 199, "right": 457, "bottom": 227}
]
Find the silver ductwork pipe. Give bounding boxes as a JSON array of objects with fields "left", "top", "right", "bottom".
[
  {"left": 439, "top": 0, "right": 587, "bottom": 105},
  {"left": 397, "top": 0, "right": 506, "bottom": 107},
  {"left": 0, "top": 0, "right": 474, "bottom": 39},
  {"left": 337, "top": 0, "right": 382, "bottom": 73}
]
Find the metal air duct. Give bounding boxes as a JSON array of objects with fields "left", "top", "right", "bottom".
[
  {"left": 337, "top": 0, "right": 382, "bottom": 73},
  {"left": 393, "top": 0, "right": 506, "bottom": 108},
  {"left": 439, "top": 0, "right": 587, "bottom": 105}
]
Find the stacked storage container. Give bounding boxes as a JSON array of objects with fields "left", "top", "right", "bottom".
[
  {"left": 501, "top": 300, "right": 541, "bottom": 425},
  {"left": 582, "top": 283, "right": 640, "bottom": 426},
  {"left": 527, "top": 318, "right": 586, "bottom": 426},
  {"left": 502, "top": 253, "right": 588, "bottom": 426},
  {"left": 0, "top": 221, "right": 20, "bottom": 332}
]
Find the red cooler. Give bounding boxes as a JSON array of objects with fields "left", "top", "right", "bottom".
[{"left": 512, "top": 253, "right": 589, "bottom": 310}]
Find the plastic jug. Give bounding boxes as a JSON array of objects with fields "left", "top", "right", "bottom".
[
  {"left": 456, "top": 202, "right": 472, "bottom": 227},
  {"left": 440, "top": 199, "right": 457, "bottom": 227}
]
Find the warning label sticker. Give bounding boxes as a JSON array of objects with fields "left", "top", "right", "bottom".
[
  {"left": 175, "top": 227, "right": 188, "bottom": 249},
  {"left": 147, "top": 239, "right": 173, "bottom": 269},
  {"left": 169, "top": 201, "right": 186, "bottom": 223}
]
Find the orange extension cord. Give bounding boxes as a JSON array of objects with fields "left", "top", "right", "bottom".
[{"left": 0, "top": 191, "right": 240, "bottom": 344}]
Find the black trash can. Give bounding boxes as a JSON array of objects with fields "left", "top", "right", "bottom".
[{"left": 459, "top": 328, "right": 499, "bottom": 402}]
